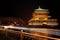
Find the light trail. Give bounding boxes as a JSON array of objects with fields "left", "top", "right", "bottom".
[
  {"left": 0, "top": 26, "right": 60, "bottom": 40},
  {"left": 1, "top": 26, "right": 30, "bottom": 30},
  {"left": 22, "top": 32, "right": 60, "bottom": 40},
  {"left": 0, "top": 26, "right": 60, "bottom": 36}
]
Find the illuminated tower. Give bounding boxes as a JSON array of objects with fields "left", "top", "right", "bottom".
[{"left": 28, "top": 6, "right": 58, "bottom": 27}]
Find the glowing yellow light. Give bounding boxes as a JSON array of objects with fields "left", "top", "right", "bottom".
[
  {"left": 35, "top": 18, "right": 39, "bottom": 20},
  {"left": 44, "top": 18, "right": 48, "bottom": 20},
  {"left": 43, "top": 22, "right": 47, "bottom": 24}
]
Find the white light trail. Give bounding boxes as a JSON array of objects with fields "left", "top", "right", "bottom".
[{"left": 0, "top": 26, "right": 60, "bottom": 36}]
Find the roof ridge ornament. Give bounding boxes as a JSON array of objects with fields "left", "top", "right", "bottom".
[
  {"left": 38, "top": 6, "right": 42, "bottom": 9},
  {"left": 35, "top": 6, "right": 48, "bottom": 11},
  {"left": 37, "top": 6, "right": 45, "bottom": 10}
]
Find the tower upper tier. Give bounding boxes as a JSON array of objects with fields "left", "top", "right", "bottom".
[
  {"left": 34, "top": 6, "right": 49, "bottom": 15},
  {"left": 35, "top": 6, "right": 48, "bottom": 12}
]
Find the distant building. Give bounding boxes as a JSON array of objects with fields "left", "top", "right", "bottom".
[
  {"left": 0, "top": 17, "right": 25, "bottom": 26},
  {"left": 28, "top": 6, "right": 58, "bottom": 27}
]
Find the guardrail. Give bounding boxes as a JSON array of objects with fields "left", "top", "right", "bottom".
[
  {"left": 17, "top": 29, "right": 60, "bottom": 40},
  {"left": 21, "top": 31, "right": 60, "bottom": 40},
  {"left": 0, "top": 26, "right": 60, "bottom": 40}
]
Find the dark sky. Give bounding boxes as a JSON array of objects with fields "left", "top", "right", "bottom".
[{"left": 2, "top": 0, "right": 60, "bottom": 21}]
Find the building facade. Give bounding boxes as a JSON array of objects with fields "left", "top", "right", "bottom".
[{"left": 28, "top": 6, "right": 58, "bottom": 27}]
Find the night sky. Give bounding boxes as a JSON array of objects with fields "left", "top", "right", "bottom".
[{"left": 2, "top": 0, "right": 60, "bottom": 21}]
